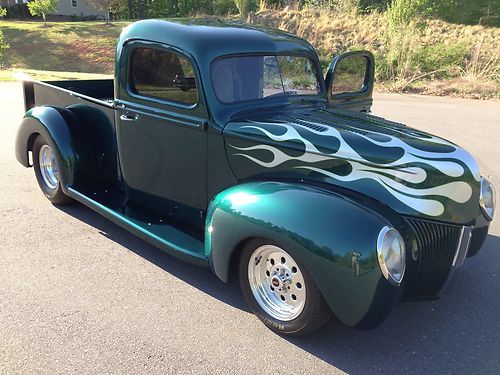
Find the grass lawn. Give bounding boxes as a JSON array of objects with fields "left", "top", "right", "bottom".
[{"left": 0, "top": 20, "right": 127, "bottom": 77}]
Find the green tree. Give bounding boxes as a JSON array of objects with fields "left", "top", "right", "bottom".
[{"left": 27, "top": 0, "right": 58, "bottom": 27}]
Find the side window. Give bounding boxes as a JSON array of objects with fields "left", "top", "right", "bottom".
[{"left": 130, "top": 47, "right": 198, "bottom": 106}]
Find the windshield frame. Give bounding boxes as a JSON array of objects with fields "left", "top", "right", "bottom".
[{"left": 209, "top": 52, "right": 326, "bottom": 106}]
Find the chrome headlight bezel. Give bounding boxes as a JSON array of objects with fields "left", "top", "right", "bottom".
[
  {"left": 376, "top": 226, "right": 406, "bottom": 286},
  {"left": 480, "top": 177, "right": 496, "bottom": 221}
]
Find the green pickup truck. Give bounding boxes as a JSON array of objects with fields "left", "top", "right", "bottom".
[{"left": 16, "top": 19, "right": 495, "bottom": 335}]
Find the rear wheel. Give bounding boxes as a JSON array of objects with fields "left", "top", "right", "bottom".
[
  {"left": 33, "top": 135, "right": 72, "bottom": 205},
  {"left": 239, "top": 239, "right": 331, "bottom": 336}
]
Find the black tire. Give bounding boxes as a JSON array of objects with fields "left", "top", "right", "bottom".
[
  {"left": 239, "top": 238, "right": 332, "bottom": 336},
  {"left": 32, "top": 135, "right": 73, "bottom": 205}
]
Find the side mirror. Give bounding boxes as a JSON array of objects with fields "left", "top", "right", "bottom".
[{"left": 325, "top": 51, "right": 375, "bottom": 112}]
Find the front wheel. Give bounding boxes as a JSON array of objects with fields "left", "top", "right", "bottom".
[
  {"left": 239, "top": 239, "right": 332, "bottom": 336},
  {"left": 33, "top": 135, "right": 72, "bottom": 205}
]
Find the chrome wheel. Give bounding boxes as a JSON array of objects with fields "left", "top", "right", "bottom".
[
  {"left": 39, "top": 144, "right": 59, "bottom": 189},
  {"left": 248, "top": 245, "right": 306, "bottom": 321}
]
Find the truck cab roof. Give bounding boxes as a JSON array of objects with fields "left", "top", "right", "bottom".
[
  {"left": 117, "top": 19, "right": 318, "bottom": 62},
  {"left": 116, "top": 19, "right": 325, "bottom": 125}
]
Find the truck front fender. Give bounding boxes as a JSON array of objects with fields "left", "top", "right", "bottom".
[
  {"left": 15, "top": 106, "right": 93, "bottom": 192},
  {"left": 205, "top": 181, "right": 403, "bottom": 328}
]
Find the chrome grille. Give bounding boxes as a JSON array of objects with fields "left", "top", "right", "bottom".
[{"left": 405, "top": 218, "right": 465, "bottom": 297}]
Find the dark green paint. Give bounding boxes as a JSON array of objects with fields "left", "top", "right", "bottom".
[
  {"left": 16, "top": 107, "right": 80, "bottom": 191},
  {"left": 67, "top": 187, "right": 208, "bottom": 267},
  {"left": 115, "top": 19, "right": 325, "bottom": 127},
  {"left": 205, "top": 181, "right": 402, "bottom": 328},
  {"left": 14, "top": 19, "right": 491, "bottom": 330}
]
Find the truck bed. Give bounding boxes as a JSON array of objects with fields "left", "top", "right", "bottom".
[
  {"left": 23, "top": 78, "right": 119, "bottom": 189},
  {"left": 23, "top": 79, "right": 115, "bottom": 112}
]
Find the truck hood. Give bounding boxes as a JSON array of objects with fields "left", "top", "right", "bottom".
[{"left": 223, "top": 106, "right": 481, "bottom": 224}]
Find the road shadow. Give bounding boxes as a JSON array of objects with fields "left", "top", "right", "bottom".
[
  {"left": 56, "top": 202, "right": 500, "bottom": 374},
  {"left": 56, "top": 202, "right": 249, "bottom": 312}
]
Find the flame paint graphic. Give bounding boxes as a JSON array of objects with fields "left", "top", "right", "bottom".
[{"left": 230, "top": 119, "right": 479, "bottom": 217}]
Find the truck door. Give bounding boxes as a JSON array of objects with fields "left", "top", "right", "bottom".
[
  {"left": 325, "top": 51, "right": 375, "bottom": 113},
  {"left": 115, "top": 42, "right": 208, "bottom": 224}
]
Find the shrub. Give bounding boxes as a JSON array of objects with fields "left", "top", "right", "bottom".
[
  {"left": 413, "top": 42, "right": 468, "bottom": 77},
  {"left": 214, "top": 0, "right": 239, "bottom": 15},
  {"left": 460, "top": 37, "right": 500, "bottom": 83},
  {"left": 381, "top": 0, "right": 429, "bottom": 81},
  {"left": 4, "top": 4, "right": 31, "bottom": 19},
  {"left": 233, "top": 0, "right": 256, "bottom": 16}
]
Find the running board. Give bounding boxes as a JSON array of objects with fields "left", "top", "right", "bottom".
[{"left": 66, "top": 186, "right": 209, "bottom": 267}]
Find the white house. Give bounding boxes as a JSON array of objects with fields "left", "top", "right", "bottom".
[
  {"left": 1, "top": 0, "right": 107, "bottom": 18},
  {"left": 53, "top": 0, "right": 107, "bottom": 18}
]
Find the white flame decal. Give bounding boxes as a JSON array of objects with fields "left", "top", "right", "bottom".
[{"left": 231, "top": 120, "right": 479, "bottom": 217}]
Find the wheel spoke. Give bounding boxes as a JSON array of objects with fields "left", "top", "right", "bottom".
[{"left": 248, "top": 245, "right": 306, "bottom": 321}]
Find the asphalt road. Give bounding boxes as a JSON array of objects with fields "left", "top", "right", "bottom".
[{"left": 1, "top": 82, "right": 499, "bottom": 374}]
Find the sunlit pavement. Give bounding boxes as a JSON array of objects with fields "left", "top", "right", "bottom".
[{"left": 1, "top": 82, "right": 499, "bottom": 374}]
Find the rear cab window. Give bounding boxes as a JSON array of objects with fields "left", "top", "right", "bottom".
[{"left": 130, "top": 47, "right": 198, "bottom": 106}]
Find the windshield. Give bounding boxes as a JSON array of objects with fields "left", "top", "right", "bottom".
[{"left": 211, "top": 55, "right": 322, "bottom": 104}]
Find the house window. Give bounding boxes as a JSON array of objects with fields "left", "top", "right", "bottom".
[
  {"left": 130, "top": 47, "right": 198, "bottom": 105},
  {"left": 71, "top": 0, "right": 77, "bottom": 7}
]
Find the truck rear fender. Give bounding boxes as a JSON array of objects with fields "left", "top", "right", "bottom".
[
  {"left": 15, "top": 106, "right": 96, "bottom": 191},
  {"left": 205, "top": 181, "right": 404, "bottom": 328}
]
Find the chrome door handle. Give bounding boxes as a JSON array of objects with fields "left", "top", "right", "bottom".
[{"left": 120, "top": 113, "right": 139, "bottom": 121}]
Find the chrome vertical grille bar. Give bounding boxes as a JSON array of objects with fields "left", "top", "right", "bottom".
[{"left": 405, "top": 218, "right": 466, "bottom": 297}]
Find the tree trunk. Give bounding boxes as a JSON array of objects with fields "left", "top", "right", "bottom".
[
  {"left": 43, "top": 13, "right": 46, "bottom": 27},
  {"left": 139, "top": 0, "right": 146, "bottom": 19},
  {"left": 127, "top": 0, "right": 132, "bottom": 19}
]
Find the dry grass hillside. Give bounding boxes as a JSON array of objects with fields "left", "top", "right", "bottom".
[
  {"left": 1, "top": 10, "right": 498, "bottom": 98},
  {"left": 251, "top": 9, "right": 500, "bottom": 98}
]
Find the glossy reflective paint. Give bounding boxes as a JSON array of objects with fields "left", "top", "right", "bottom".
[
  {"left": 224, "top": 106, "right": 482, "bottom": 224},
  {"left": 16, "top": 107, "right": 79, "bottom": 191},
  {"left": 115, "top": 19, "right": 324, "bottom": 127},
  {"left": 206, "top": 181, "right": 403, "bottom": 328},
  {"left": 115, "top": 39, "right": 209, "bottom": 212}
]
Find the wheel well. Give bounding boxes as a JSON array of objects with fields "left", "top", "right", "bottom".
[
  {"left": 26, "top": 132, "right": 40, "bottom": 166},
  {"left": 227, "top": 237, "right": 255, "bottom": 283}
]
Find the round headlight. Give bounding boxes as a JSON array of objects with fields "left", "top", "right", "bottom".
[
  {"left": 377, "top": 227, "right": 406, "bottom": 286},
  {"left": 480, "top": 177, "right": 496, "bottom": 221}
]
